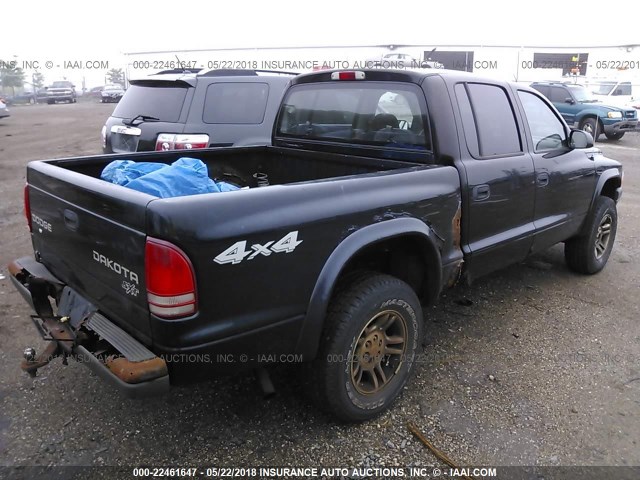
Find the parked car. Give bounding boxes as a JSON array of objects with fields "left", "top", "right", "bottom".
[
  {"left": 100, "top": 84, "right": 125, "bottom": 103},
  {"left": 11, "top": 69, "right": 622, "bottom": 421},
  {"left": 9, "top": 91, "right": 36, "bottom": 105},
  {"left": 590, "top": 79, "right": 635, "bottom": 108},
  {"left": 0, "top": 99, "right": 9, "bottom": 118},
  {"left": 46, "top": 81, "right": 77, "bottom": 104},
  {"left": 531, "top": 81, "right": 638, "bottom": 140},
  {"left": 88, "top": 86, "right": 104, "bottom": 98},
  {"left": 6, "top": 89, "right": 49, "bottom": 105},
  {"left": 102, "top": 69, "right": 296, "bottom": 153}
]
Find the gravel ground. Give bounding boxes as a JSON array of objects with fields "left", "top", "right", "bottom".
[{"left": 0, "top": 104, "right": 639, "bottom": 478}]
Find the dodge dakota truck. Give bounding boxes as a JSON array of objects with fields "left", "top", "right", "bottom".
[{"left": 9, "top": 69, "right": 622, "bottom": 421}]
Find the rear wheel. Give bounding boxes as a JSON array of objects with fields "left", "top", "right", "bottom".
[
  {"left": 309, "top": 273, "right": 423, "bottom": 422},
  {"left": 604, "top": 132, "right": 624, "bottom": 141},
  {"left": 579, "top": 117, "right": 600, "bottom": 141},
  {"left": 565, "top": 196, "right": 617, "bottom": 274}
]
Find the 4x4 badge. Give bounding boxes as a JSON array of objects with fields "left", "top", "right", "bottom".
[{"left": 214, "top": 231, "right": 303, "bottom": 265}]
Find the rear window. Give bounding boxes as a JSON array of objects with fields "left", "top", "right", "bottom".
[
  {"left": 276, "top": 82, "right": 429, "bottom": 150},
  {"left": 112, "top": 83, "right": 189, "bottom": 122},
  {"left": 203, "top": 82, "right": 269, "bottom": 124}
]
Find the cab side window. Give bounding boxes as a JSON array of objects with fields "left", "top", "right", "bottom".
[
  {"left": 456, "top": 83, "right": 522, "bottom": 158},
  {"left": 518, "top": 91, "right": 566, "bottom": 152}
]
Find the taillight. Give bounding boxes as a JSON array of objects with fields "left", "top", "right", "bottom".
[
  {"left": 24, "top": 184, "right": 32, "bottom": 232},
  {"left": 145, "top": 237, "right": 197, "bottom": 318},
  {"left": 330, "top": 71, "right": 365, "bottom": 81},
  {"left": 155, "top": 134, "right": 209, "bottom": 151}
]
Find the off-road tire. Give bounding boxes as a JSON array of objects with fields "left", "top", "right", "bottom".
[
  {"left": 565, "top": 196, "right": 617, "bottom": 274},
  {"left": 309, "top": 273, "right": 423, "bottom": 422}
]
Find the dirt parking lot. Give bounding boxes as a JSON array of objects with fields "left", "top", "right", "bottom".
[{"left": 0, "top": 103, "right": 639, "bottom": 478}]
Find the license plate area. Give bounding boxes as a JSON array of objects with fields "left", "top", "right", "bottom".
[{"left": 110, "top": 125, "right": 141, "bottom": 153}]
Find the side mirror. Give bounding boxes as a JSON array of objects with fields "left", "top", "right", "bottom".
[
  {"left": 569, "top": 129, "right": 593, "bottom": 149},
  {"left": 565, "top": 97, "right": 575, "bottom": 105}
]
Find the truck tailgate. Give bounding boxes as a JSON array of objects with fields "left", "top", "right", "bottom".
[{"left": 26, "top": 160, "right": 155, "bottom": 340}]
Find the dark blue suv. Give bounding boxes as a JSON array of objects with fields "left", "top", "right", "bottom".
[{"left": 531, "top": 81, "right": 637, "bottom": 141}]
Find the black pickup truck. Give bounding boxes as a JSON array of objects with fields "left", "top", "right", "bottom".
[{"left": 9, "top": 69, "right": 622, "bottom": 421}]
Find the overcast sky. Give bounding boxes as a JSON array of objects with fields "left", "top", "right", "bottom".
[
  {"left": 2, "top": 0, "right": 638, "bottom": 89},
  {"left": 3, "top": 0, "right": 639, "bottom": 59}
]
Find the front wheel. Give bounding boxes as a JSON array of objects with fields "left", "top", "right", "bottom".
[
  {"left": 565, "top": 196, "right": 617, "bottom": 274},
  {"left": 604, "top": 132, "right": 624, "bottom": 141},
  {"left": 309, "top": 273, "right": 423, "bottom": 422}
]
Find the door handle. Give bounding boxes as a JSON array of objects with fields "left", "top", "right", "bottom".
[
  {"left": 472, "top": 184, "right": 490, "bottom": 201},
  {"left": 537, "top": 172, "right": 550, "bottom": 187}
]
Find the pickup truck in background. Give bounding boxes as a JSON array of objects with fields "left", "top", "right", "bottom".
[
  {"left": 45, "top": 81, "right": 77, "bottom": 104},
  {"left": 9, "top": 69, "right": 622, "bottom": 421}
]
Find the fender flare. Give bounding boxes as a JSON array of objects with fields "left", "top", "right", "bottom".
[
  {"left": 295, "top": 217, "right": 442, "bottom": 360},
  {"left": 592, "top": 168, "right": 622, "bottom": 206},
  {"left": 581, "top": 169, "right": 622, "bottom": 235}
]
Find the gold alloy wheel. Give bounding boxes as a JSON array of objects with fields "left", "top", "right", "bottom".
[
  {"left": 595, "top": 213, "right": 613, "bottom": 260},
  {"left": 351, "top": 310, "right": 408, "bottom": 395}
]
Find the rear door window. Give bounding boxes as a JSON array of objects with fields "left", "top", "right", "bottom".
[
  {"left": 550, "top": 86, "right": 569, "bottom": 103},
  {"left": 112, "top": 83, "right": 189, "bottom": 122},
  {"left": 531, "top": 84, "right": 550, "bottom": 98},
  {"left": 454, "top": 84, "right": 480, "bottom": 157},
  {"left": 203, "top": 83, "right": 270, "bottom": 124},
  {"left": 465, "top": 83, "right": 522, "bottom": 157}
]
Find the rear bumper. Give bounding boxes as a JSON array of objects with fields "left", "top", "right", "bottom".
[
  {"left": 8, "top": 257, "right": 169, "bottom": 398},
  {"left": 9, "top": 256, "right": 307, "bottom": 388}
]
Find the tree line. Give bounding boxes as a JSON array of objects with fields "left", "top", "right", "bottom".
[{"left": 0, "top": 62, "right": 125, "bottom": 96}]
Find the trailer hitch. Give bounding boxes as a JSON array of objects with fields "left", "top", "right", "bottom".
[
  {"left": 20, "top": 314, "right": 77, "bottom": 377},
  {"left": 21, "top": 341, "right": 61, "bottom": 377}
]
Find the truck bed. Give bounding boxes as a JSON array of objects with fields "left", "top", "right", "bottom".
[
  {"left": 27, "top": 146, "right": 460, "bottom": 358},
  {"left": 49, "top": 145, "right": 424, "bottom": 188}
]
